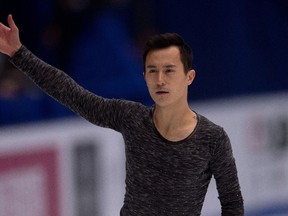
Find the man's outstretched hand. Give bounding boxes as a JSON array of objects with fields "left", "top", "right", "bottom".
[{"left": 0, "top": 14, "right": 22, "bottom": 57}]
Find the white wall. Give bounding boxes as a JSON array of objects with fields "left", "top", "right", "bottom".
[{"left": 0, "top": 119, "right": 125, "bottom": 216}]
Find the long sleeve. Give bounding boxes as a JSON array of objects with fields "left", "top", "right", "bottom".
[
  {"left": 9, "top": 45, "right": 128, "bottom": 130},
  {"left": 210, "top": 129, "right": 244, "bottom": 215}
]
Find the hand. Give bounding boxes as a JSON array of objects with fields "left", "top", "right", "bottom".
[{"left": 0, "top": 14, "right": 22, "bottom": 57}]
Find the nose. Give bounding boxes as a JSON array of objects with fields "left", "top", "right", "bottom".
[{"left": 156, "top": 72, "right": 165, "bottom": 86}]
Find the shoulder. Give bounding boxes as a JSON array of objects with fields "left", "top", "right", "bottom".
[
  {"left": 109, "top": 99, "right": 151, "bottom": 120},
  {"left": 193, "top": 113, "right": 229, "bottom": 145},
  {"left": 196, "top": 113, "right": 225, "bottom": 136},
  {"left": 111, "top": 99, "right": 149, "bottom": 113},
  {"left": 195, "top": 113, "right": 232, "bottom": 154}
]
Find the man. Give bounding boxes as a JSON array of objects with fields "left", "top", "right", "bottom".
[{"left": 0, "top": 15, "right": 244, "bottom": 215}]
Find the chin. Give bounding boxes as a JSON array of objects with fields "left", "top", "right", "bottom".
[{"left": 154, "top": 101, "right": 172, "bottom": 108}]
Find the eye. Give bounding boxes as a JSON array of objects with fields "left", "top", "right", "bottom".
[
  {"left": 148, "top": 69, "right": 157, "bottom": 73},
  {"left": 165, "top": 69, "right": 175, "bottom": 73}
]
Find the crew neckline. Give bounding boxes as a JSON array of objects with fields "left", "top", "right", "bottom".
[{"left": 150, "top": 108, "right": 200, "bottom": 144}]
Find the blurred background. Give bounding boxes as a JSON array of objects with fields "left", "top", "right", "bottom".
[{"left": 0, "top": 0, "right": 287, "bottom": 216}]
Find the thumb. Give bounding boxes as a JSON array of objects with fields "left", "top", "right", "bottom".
[{"left": 7, "top": 14, "right": 18, "bottom": 31}]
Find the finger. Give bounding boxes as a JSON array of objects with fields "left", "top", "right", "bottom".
[{"left": 7, "top": 14, "right": 17, "bottom": 30}]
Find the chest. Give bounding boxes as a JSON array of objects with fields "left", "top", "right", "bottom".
[
  {"left": 122, "top": 114, "right": 212, "bottom": 176},
  {"left": 124, "top": 129, "right": 211, "bottom": 177}
]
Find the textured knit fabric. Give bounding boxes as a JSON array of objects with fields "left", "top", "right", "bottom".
[{"left": 10, "top": 46, "right": 244, "bottom": 215}]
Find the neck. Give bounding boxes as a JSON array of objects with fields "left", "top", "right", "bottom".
[
  {"left": 153, "top": 102, "right": 195, "bottom": 131},
  {"left": 153, "top": 103, "right": 197, "bottom": 142}
]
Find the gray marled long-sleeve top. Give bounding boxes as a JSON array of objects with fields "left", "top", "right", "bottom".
[{"left": 10, "top": 46, "right": 244, "bottom": 215}]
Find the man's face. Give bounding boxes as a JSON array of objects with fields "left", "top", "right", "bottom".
[{"left": 144, "top": 46, "right": 195, "bottom": 108}]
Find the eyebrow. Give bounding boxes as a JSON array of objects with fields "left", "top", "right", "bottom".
[
  {"left": 146, "top": 64, "right": 177, "bottom": 69},
  {"left": 163, "top": 64, "right": 176, "bottom": 68},
  {"left": 146, "top": 65, "right": 157, "bottom": 69}
]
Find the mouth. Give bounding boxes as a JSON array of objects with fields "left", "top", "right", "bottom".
[{"left": 156, "top": 90, "right": 169, "bottom": 95}]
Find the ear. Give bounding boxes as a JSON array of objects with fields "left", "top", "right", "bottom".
[{"left": 186, "top": 69, "right": 196, "bottom": 85}]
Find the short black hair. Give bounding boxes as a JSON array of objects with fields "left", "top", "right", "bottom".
[{"left": 143, "top": 33, "right": 193, "bottom": 73}]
